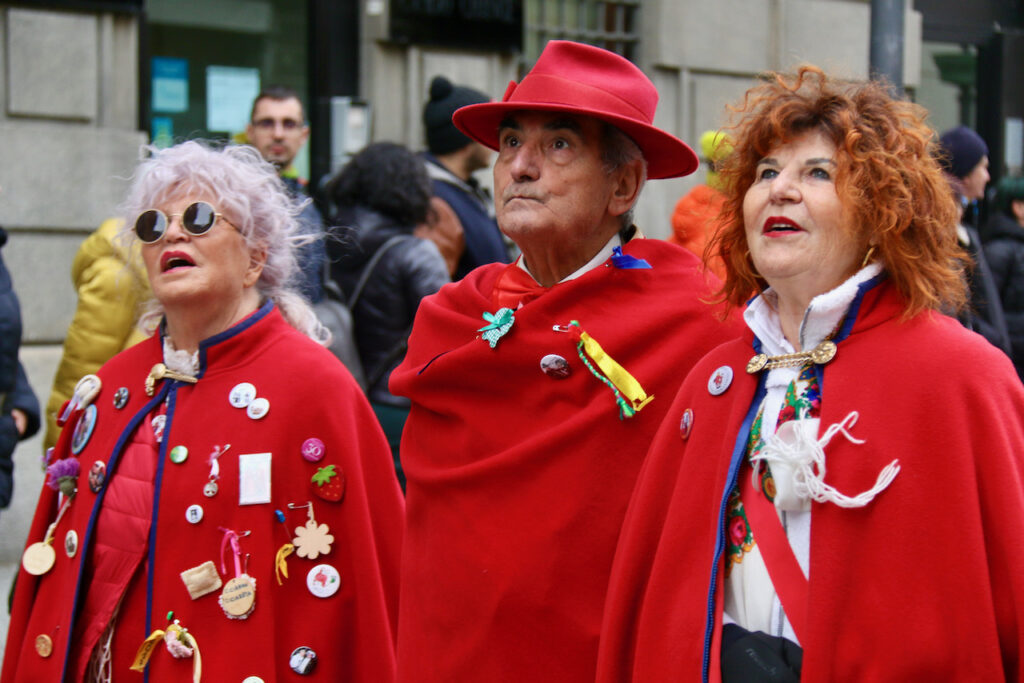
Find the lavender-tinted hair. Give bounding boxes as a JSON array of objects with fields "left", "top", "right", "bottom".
[{"left": 119, "top": 140, "right": 328, "bottom": 344}]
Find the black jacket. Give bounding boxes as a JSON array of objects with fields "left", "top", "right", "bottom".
[
  {"left": 0, "top": 227, "right": 40, "bottom": 508},
  {"left": 327, "top": 205, "right": 449, "bottom": 405},
  {"left": 959, "top": 225, "right": 1012, "bottom": 357},
  {"left": 984, "top": 214, "right": 1024, "bottom": 380}
]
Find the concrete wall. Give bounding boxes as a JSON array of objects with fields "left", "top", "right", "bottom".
[
  {"left": 361, "top": 7, "right": 518, "bottom": 197},
  {"left": 0, "top": 7, "right": 147, "bottom": 343},
  {"left": 631, "top": 0, "right": 922, "bottom": 239},
  {"left": 360, "top": 0, "right": 923, "bottom": 241}
]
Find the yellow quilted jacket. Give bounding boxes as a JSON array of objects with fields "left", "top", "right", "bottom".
[{"left": 43, "top": 218, "right": 152, "bottom": 450}]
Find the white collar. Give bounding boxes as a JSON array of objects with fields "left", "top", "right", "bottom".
[
  {"left": 744, "top": 262, "right": 883, "bottom": 355},
  {"left": 516, "top": 232, "right": 624, "bottom": 284},
  {"left": 162, "top": 336, "right": 200, "bottom": 378}
]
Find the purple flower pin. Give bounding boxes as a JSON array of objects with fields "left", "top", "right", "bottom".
[{"left": 46, "top": 458, "right": 80, "bottom": 498}]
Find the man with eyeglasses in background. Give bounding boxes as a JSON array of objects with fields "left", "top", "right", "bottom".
[{"left": 246, "top": 85, "right": 326, "bottom": 302}]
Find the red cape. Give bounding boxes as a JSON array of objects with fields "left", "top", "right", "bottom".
[
  {"left": 598, "top": 279, "right": 1024, "bottom": 681},
  {"left": 3, "top": 304, "right": 404, "bottom": 682},
  {"left": 390, "top": 239, "right": 741, "bottom": 682}
]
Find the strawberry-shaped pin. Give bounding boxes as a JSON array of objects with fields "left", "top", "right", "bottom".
[{"left": 310, "top": 464, "right": 346, "bottom": 503}]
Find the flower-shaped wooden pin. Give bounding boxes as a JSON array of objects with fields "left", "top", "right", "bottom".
[{"left": 291, "top": 502, "right": 334, "bottom": 560}]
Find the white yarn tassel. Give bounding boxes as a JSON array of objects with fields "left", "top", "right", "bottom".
[{"left": 751, "top": 411, "right": 900, "bottom": 509}]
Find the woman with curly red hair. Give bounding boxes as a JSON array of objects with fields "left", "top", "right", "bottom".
[{"left": 598, "top": 67, "right": 1024, "bottom": 682}]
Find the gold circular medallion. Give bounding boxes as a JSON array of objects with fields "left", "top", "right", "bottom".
[
  {"left": 219, "top": 575, "right": 256, "bottom": 618},
  {"left": 22, "top": 542, "right": 56, "bottom": 576},
  {"left": 746, "top": 354, "right": 768, "bottom": 374},
  {"left": 811, "top": 340, "right": 837, "bottom": 365},
  {"left": 35, "top": 634, "right": 53, "bottom": 657}
]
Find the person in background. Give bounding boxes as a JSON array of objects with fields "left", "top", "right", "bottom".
[
  {"left": 325, "top": 142, "right": 449, "bottom": 490},
  {"left": 246, "top": 85, "right": 326, "bottom": 302},
  {"left": 937, "top": 125, "right": 1012, "bottom": 354},
  {"left": 669, "top": 130, "right": 732, "bottom": 280},
  {"left": 390, "top": 40, "right": 739, "bottom": 682},
  {"left": 42, "top": 218, "right": 150, "bottom": 453},
  {"left": 984, "top": 174, "right": 1024, "bottom": 380},
  {"left": 421, "top": 75, "right": 510, "bottom": 279},
  {"left": 0, "top": 220, "right": 41, "bottom": 514},
  {"left": 598, "top": 66, "right": 1024, "bottom": 682},
  {"left": 3, "top": 141, "right": 403, "bottom": 681}
]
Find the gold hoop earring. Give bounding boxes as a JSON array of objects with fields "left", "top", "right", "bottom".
[{"left": 861, "top": 245, "right": 876, "bottom": 268}]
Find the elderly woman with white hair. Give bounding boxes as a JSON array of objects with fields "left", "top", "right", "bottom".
[{"left": 2, "top": 141, "right": 404, "bottom": 683}]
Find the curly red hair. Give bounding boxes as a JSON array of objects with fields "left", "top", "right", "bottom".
[{"left": 708, "top": 66, "right": 966, "bottom": 318}]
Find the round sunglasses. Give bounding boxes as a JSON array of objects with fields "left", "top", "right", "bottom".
[{"left": 134, "top": 201, "right": 226, "bottom": 244}]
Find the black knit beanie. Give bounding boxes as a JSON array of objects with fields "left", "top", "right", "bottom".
[
  {"left": 938, "top": 125, "right": 988, "bottom": 180},
  {"left": 423, "top": 76, "right": 489, "bottom": 155}
]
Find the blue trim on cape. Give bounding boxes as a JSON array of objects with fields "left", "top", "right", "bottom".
[
  {"left": 61, "top": 383, "right": 170, "bottom": 681},
  {"left": 701, "top": 371, "right": 767, "bottom": 681}
]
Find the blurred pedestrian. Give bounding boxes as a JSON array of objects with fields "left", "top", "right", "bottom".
[
  {"left": 421, "top": 75, "right": 510, "bottom": 278},
  {"left": 42, "top": 217, "right": 151, "bottom": 453},
  {"left": 246, "top": 85, "right": 326, "bottom": 302},
  {"left": 669, "top": 130, "right": 732, "bottom": 279},
  {"left": 984, "top": 174, "right": 1024, "bottom": 380},
  {"left": 0, "top": 221, "right": 40, "bottom": 514},
  {"left": 325, "top": 142, "right": 449, "bottom": 489},
  {"left": 938, "top": 125, "right": 1012, "bottom": 354}
]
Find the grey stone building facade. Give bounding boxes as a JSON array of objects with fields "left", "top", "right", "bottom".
[
  {"left": 0, "top": 0, "right": 931, "bottom": 661},
  {"left": 0, "top": 0, "right": 927, "bottom": 344}
]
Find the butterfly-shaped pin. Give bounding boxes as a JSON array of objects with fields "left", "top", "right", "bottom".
[{"left": 478, "top": 308, "right": 516, "bottom": 348}]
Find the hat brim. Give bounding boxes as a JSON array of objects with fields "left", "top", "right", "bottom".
[{"left": 453, "top": 101, "right": 699, "bottom": 180}]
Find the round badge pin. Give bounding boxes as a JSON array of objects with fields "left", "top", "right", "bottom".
[
  {"left": 113, "top": 386, "right": 130, "bottom": 409},
  {"left": 679, "top": 408, "right": 694, "bottom": 441},
  {"left": 220, "top": 574, "right": 257, "bottom": 619},
  {"left": 22, "top": 542, "right": 56, "bottom": 576},
  {"left": 88, "top": 460, "right": 106, "bottom": 493},
  {"left": 707, "top": 366, "right": 734, "bottom": 396},
  {"left": 34, "top": 634, "right": 53, "bottom": 658},
  {"left": 169, "top": 445, "right": 188, "bottom": 464},
  {"left": 289, "top": 646, "right": 318, "bottom": 675},
  {"left": 151, "top": 414, "right": 167, "bottom": 442},
  {"left": 64, "top": 530, "right": 79, "bottom": 558},
  {"left": 306, "top": 564, "right": 341, "bottom": 598},
  {"left": 539, "top": 354, "right": 571, "bottom": 379},
  {"left": 185, "top": 504, "right": 204, "bottom": 524},
  {"left": 70, "top": 404, "right": 98, "bottom": 455},
  {"left": 241, "top": 678, "right": 265, "bottom": 683},
  {"left": 246, "top": 397, "right": 270, "bottom": 420},
  {"left": 300, "top": 438, "right": 325, "bottom": 463},
  {"left": 229, "top": 382, "right": 257, "bottom": 408}
]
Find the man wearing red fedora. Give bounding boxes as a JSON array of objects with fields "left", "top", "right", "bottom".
[{"left": 390, "top": 40, "right": 740, "bottom": 682}]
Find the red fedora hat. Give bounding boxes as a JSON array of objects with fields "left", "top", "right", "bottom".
[{"left": 453, "top": 40, "right": 698, "bottom": 179}]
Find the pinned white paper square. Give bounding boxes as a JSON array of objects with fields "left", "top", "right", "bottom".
[{"left": 238, "top": 452, "right": 272, "bottom": 505}]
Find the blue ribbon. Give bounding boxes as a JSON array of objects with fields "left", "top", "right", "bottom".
[{"left": 610, "top": 246, "right": 651, "bottom": 270}]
